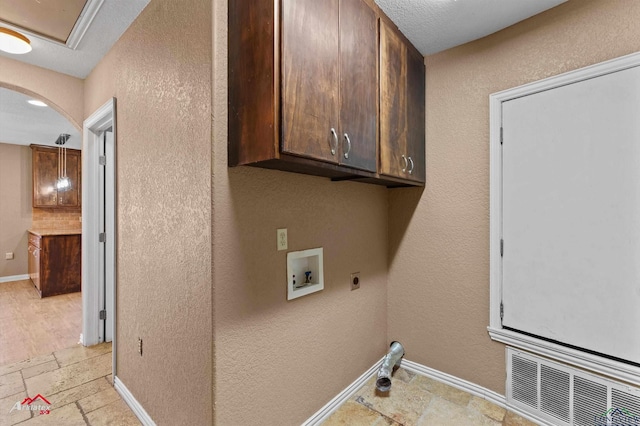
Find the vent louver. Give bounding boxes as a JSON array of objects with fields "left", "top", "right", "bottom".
[
  {"left": 512, "top": 354, "right": 538, "bottom": 408},
  {"left": 612, "top": 388, "right": 640, "bottom": 419},
  {"left": 573, "top": 376, "right": 607, "bottom": 426},
  {"left": 507, "top": 348, "right": 640, "bottom": 425},
  {"left": 541, "top": 365, "right": 570, "bottom": 422}
]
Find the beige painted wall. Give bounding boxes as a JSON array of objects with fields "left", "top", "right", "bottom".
[
  {"left": 0, "top": 57, "right": 83, "bottom": 130},
  {"left": 0, "top": 143, "right": 32, "bottom": 278},
  {"left": 388, "top": 0, "right": 640, "bottom": 395},
  {"left": 212, "top": 0, "right": 389, "bottom": 424},
  {"left": 84, "top": 0, "right": 213, "bottom": 424}
]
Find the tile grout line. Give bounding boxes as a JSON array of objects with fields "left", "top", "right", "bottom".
[
  {"left": 415, "top": 391, "right": 438, "bottom": 425},
  {"left": 45, "top": 376, "right": 114, "bottom": 405},
  {"left": 76, "top": 401, "right": 92, "bottom": 425},
  {"left": 52, "top": 347, "right": 111, "bottom": 369},
  {"left": 15, "top": 368, "right": 35, "bottom": 421},
  {"left": 353, "top": 395, "right": 405, "bottom": 425}
]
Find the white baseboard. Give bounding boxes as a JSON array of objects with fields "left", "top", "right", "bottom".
[
  {"left": 114, "top": 376, "right": 156, "bottom": 426},
  {"left": 301, "top": 357, "right": 383, "bottom": 426},
  {"left": 0, "top": 274, "right": 29, "bottom": 283},
  {"left": 301, "top": 355, "right": 553, "bottom": 426}
]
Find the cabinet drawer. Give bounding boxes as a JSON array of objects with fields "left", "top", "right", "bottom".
[{"left": 28, "top": 233, "right": 41, "bottom": 249}]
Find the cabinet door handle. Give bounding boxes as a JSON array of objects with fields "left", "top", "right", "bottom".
[
  {"left": 401, "top": 155, "right": 408, "bottom": 173},
  {"left": 343, "top": 133, "right": 351, "bottom": 159},
  {"left": 329, "top": 128, "right": 338, "bottom": 156},
  {"left": 408, "top": 156, "right": 414, "bottom": 175}
]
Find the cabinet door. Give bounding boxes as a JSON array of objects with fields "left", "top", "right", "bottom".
[
  {"left": 32, "top": 148, "right": 59, "bottom": 207},
  {"left": 58, "top": 150, "right": 81, "bottom": 207},
  {"left": 379, "top": 21, "right": 425, "bottom": 182},
  {"left": 338, "top": 0, "right": 377, "bottom": 172},
  {"left": 28, "top": 244, "right": 41, "bottom": 293},
  {"left": 282, "top": 0, "right": 340, "bottom": 164},
  {"left": 406, "top": 46, "right": 426, "bottom": 182}
]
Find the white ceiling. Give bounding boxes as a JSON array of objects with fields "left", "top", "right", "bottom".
[
  {"left": 0, "top": 0, "right": 567, "bottom": 149},
  {"left": 0, "top": 0, "right": 150, "bottom": 79},
  {"left": 374, "top": 0, "right": 567, "bottom": 55},
  {"left": 0, "top": 88, "right": 81, "bottom": 149},
  {"left": 0, "top": 0, "right": 149, "bottom": 149}
]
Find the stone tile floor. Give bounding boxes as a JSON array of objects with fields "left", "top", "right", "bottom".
[
  {"left": 0, "top": 342, "right": 140, "bottom": 425},
  {"left": 324, "top": 368, "right": 538, "bottom": 425},
  {"left": 0, "top": 280, "right": 82, "bottom": 365}
]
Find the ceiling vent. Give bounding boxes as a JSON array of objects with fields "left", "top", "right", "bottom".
[{"left": 507, "top": 348, "right": 640, "bottom": 426}]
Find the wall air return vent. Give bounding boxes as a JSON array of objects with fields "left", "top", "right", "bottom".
[
  {"left": 507, "top": 348, "right": 640, "bottom": 426},
  {"left": 511, "top": 354, "right": 538, "bottom": 408}
]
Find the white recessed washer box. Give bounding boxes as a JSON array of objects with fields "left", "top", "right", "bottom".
[{"left": 287, "top": 247, "right": 323, "bottom": 300}]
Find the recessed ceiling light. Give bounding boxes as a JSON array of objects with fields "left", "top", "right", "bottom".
[
  {"left": 28, "top": 99, "right": 48, "bottom": 107},
  {"left": 0, "top": 28, "right": 32, "bottom": 54}
]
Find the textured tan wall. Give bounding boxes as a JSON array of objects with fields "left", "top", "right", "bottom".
[
  {"left": 84, "top": 0, "right": 213, "bottom": 424},
  {"left": 0, "top": 57, "right": 83, "bottom": 129},
  {"left": 212, "top": 0, "right": 389, "bottom": 424},
  {"left": 0, "top": 143, "right": 32, "bottom": 278},
  {"left": 388, "top": 0, "right": 640, "bottom": 395}
]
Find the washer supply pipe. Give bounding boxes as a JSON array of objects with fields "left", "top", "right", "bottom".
[{"left": 376, "top": 341, "right": 405, "bottom": 392}]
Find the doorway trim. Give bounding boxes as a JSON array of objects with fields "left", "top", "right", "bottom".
[{"left": 82, "top": 98, "right": 117, "bottom": 374}]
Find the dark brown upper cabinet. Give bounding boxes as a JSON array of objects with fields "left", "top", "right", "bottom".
[
  {"left": 282, "top": 0, "right": 377, "bottom": 172},
  {"left": 229, "top": 0, "right": 424, "bottom": 187},
  {"left": 379, "top": 20, "right": 426, "bottom": 183},
  {"left": 31, "top": 145, "right": 81, "bottom": 209}
]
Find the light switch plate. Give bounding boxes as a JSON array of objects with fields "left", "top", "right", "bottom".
[
  {"left": 5, "top": 252, "right": 14, "bottom": 260},
  {"left": 277, "top": 228, "right": 288, "bottom": 251}
]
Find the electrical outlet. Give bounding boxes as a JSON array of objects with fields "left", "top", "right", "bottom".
[
  {"left": 351, "top": 272, "right": 360, "bottom": 291},
  {"left": 5, "top": 252, "right": 14, "bottom": 260},
  {"left": 277, "top": 228, "right": 288, "bottom": 251},
  {"left": 137, "top": 338, "right": 143, "bottom": 356}
]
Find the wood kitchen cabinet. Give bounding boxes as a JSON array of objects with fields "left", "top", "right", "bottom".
[
  {"left": 229, "top": 0, "right": 424, "bottom": 187},
  {"left": 379, "top": 20, "right": 426, "bottom": 183},
  {"left": 28, "top": 231, "right": 81, "bottom": 298},
  {"left": 31, "top": 145, "right": 81, "bottom": 208}
]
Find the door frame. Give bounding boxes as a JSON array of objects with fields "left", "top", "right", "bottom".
[
  {"left": 488, "top": 52, "right": 640, "bottom": 385},
  {"left": 82, "top": 98, "right": 117, "bottom": 374}
]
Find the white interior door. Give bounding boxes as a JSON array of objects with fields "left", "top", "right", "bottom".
[
  {"left": 82, "top": 98, "right": 116, "bottom": 351},
  {"left": 98, "top": 130, "right": 106, "bottom": 342},
  {"left": 104, "top": 128, "right": 114, "bottom": 342},
  {"left": 501, "top": 65, "right": 640, "bottom": 364}
]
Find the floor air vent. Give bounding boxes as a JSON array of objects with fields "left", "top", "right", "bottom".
[{"left": 507, "top": 348, "right": 640, "bottom": 425}]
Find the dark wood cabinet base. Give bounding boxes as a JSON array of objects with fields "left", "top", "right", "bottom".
[{"left": 28, "top": 232, "right": 81, "bottom": 298}]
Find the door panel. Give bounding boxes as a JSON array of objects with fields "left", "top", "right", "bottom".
[
  {"left": 338, "top": 0, "right": 377, "bottom": 172},
  {"left": 282, "top": 0, "right": 340, "bottom": 163},
  {"left": 58, "top": 151, "right": 80, "bottom": 207},
  {"left": 379, "top": 21, "right": 407, "bottom": 178},
  {"left": 104, "top": 129, "right": 115, "bottom": 343},
  {"left": 33, "top": 149, "right": 58, "bottom": 207},
  {"left": 98, "top": 132, "right": 106, "bottom": 342},
  {"left": 28, "top": 244, "right": 40, "bottom": 291},
  {"left": 406, "top": 47, "right": 425, "bottom": 182}
]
